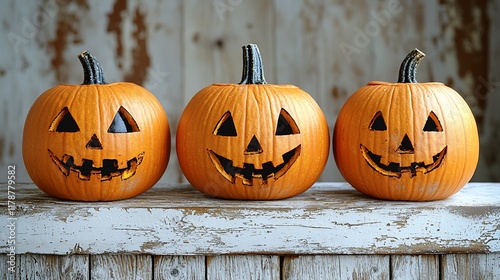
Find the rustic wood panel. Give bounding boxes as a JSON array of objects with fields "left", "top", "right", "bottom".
[
  {"left": 183, "top": 0, "right": 275, "bottom": 102},
  {"left": 2, "top": 0, "right": 497, "bottom": 184},
  {"left": 441, "top": 253, "right": 500, "bottom": 280},
  {"left": 15, "top": 254, "right": 89, "bottom": 280},
  {"left": 1, "top": 183, "right": 498, "bottom": 256},
  {"left": 2, "top": 253, "right": 500, "bottom": 279},
  {"left": 391, "top": 255, "right": 439, "bottom": 280},
  {"left": 0, "top": 254, "right": 15, "bottom": 280},
  {"left": 274, "top": 0, "right": 373, "bottom": 182},
  {"left": 476, "top": 0, "right": 500, "bottom": 182},
  {"left": 90, "top": 254, "right": 152, "bottom": 279},
  {"left": 154, "top": 255, "right": 205, "bottom": 280},
  {"left": 206, "top": 255, "right": 279, "bottom": 280},
  {"left": 282, "top": 255, "right": 389, "bottom": 280}
]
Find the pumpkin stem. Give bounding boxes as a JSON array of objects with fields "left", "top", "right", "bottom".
[
  {"left": 397, "top": 49, "right": 425, "bottom": 83},
  {"left": 239, "top": 44, "right": 267, "bottom": 84},
  {"left": 78, "top": 51, "right": 107, "bottom": 85}
]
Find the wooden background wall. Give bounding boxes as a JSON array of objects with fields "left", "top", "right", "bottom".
[{"left": 1, "top": 0, "right": 499, "bottom": 184}]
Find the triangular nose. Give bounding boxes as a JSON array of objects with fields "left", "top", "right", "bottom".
[
  {"left": 397, "top": 134, "right": 414, "bottom": 154},
  {"left": 86, "top": 134, "right": 103, "bottom": 150},
  {"left": 244, "top": 135, "right": 263, "bottom": 154}
]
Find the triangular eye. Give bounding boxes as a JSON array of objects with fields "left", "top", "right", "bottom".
[
  {"left": 276, "top": 108, "right": 300, "bottom": 135},
  {"left": 369, "top": 111, "right": 387, "bottom": 131},
  {"left": 213, "top": 111, "right": 237, "bottom": 136},
  {"left": 49, "top": 107, "right": 80, "bottom": 132},
  {"left": 370, "top": 111, "right": 387, "bottom": 131},
  {"left": 108, "top": 106, "right": 140, "bottom": 133},
  {"left": 423, "top": 111, "right": 443, "bottom": 132}
]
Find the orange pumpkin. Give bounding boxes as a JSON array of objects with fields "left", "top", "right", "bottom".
[
  {"left": 333, "top": 49, "right": 479, "bottom": 201},
  {"left": 22, "top": 51, "right": 170, "bottom": 201},
  {"left": 177, "top": 44, "right": 329, "bottom": 200}
]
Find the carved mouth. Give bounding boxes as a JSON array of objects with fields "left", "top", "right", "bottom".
[
  {"left": 48, "top": 149, "right": 144, "bottom": 181},
  {"left": 207, "top": 145, "right": 301, "bottom": 186},
  {"left": 360, "top": 145, "right": 447, "bottom": 178}
]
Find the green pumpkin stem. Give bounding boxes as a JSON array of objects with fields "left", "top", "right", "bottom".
[
  {"left": 397, "top": 49, "right": 425, "bottom": 83},
  {"left": 78, "top": 51, "right": 107, "bottom": 85},
  {"left": 239, "top": 44, "right": 267, "bottom": 84}
]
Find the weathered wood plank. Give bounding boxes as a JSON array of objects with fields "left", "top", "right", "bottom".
[
  {"left": 391, "top": 255, "right": 439, "bottom": 280},
  {"left": 14, "top": 254, "right": 88, "bottom": 280},
  {"left": 137, "top": 0, "right": 184, "bottom": 184},
  {"left": 273, "top": 0, "right": 374, "bottom": 182},
  {"left": 441, "top": 253, "right": 500, "bottom": 280},
  {"left": 206, "top": 255, "right": 279, "bottom": 280},
  {"left": 282, "top": 255, "right": 389, "bottom": 280},
  {"left": 90, "top": 254, "right": 152, "bottom": 280},
  {"left": 182, "top": 0, "right": 275, "bottom": 96},
  {"left": 154, "top": 255, "right": 205, "bottom": 280},
  {"left": 0, "top": 254, "right": 15, "bottom": 280},
  {"left": 0, "top": 183, "right": 498, "bottom": 255},
  {"left": 477, "top": 0, "right": 500, "bottom": 182}
]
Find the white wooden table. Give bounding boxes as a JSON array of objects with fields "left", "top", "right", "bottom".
[{"left": 1, "top": 182, "right": 499, "bottom": 279}]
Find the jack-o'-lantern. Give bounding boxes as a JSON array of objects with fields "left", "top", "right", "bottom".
[
  {"left": 177, "top": 44, "right": 329, "bottom": 200},
  {"left": 333, "top": 49, "right": 479, "bottom": 201},
  {"left": 22, "top": 51, "right": 170, "bottom": 201}
]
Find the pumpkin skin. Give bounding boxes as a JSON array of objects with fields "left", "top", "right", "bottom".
[
  {"left": 22, "top": 51, "right": 170, "bottom": 201},
  {"left": 333, "top": 49, "right": 479, "bottom": 201},
  {"left": 177, "top": 44, "right": 329, "bottom": 200}
]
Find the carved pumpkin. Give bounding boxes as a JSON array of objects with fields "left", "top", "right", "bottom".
[
  {"left": 333, "top": 49, "right": 479, "bottom": 201},
  {"left": 177, "top": 44, "right": 329, "bottom": 200},
  {"left": 22, "top": 51, "right": 170, "bottom": 201}
]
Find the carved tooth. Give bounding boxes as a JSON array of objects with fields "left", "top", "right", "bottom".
[
  {"left": 241, "top": 176, "right": 253, "bottom": 186},
  {"left": 48, "top": 150, "right": 70, "bottom": 176},
  {"left": 101, "top": 174, "right": 112, "bottom": 181},
  {"left": 121, "top": 158, "right": 138, "bottom": 180},
  {"left": 78, "top": 172, "right": 91, "bottom": 181},
  {"left": 62, "top": 155, "right": 74, "bottom": 166}
]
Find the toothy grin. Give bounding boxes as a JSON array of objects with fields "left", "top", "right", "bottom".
[
  {"left": 207, "top": 145, "right": 301, "bottom": 186},
  {"left": 48, "top": 149, "right": 144, "bottom": 181},
  {"left": 360, "top": 145, "right": 447, "bottom": 178}
]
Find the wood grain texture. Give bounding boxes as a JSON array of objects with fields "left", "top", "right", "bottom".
[
  {"left": 441, "top": 253, "right": 500, "bottom": 280},
  {"left": 282, "top": 255, "right": 389, "bottom": 280},
  {"left": 206, "top": 255, "right": 279, "bottom": 280},
  {"left": 154, "top": 255, "right": 205, "bottom": 280},
  {"left": 90, "top": 254, "right": 152, "bottom": 280},
  {"left": 15, "top": 254, "right": 89, "bottom": 280},
  {"left": 0, "top": 183, "right": 498, "bottom": 256},
  {"left": 391, "top": 255, "right": 439, "bottom": 280},
  {"left": 1, "top": 252, "right": 500, "bottom": 279}
]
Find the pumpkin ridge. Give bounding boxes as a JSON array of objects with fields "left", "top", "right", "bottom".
[
  {"left": 333, "top": 49, "right": 479, "bottom": 201},
  {"left": 442, "top": 88, "right": 475, "bottom": 191},
  {"left": 23, "top": 51, "right": 170, "bottom": 201},
  {"left": 177, "top": 43, "right": 329, "bottom": 200}
]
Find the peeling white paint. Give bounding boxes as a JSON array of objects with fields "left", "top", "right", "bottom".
[{"left": 0, "top": 182, "right": 498, "bottom": 255}]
